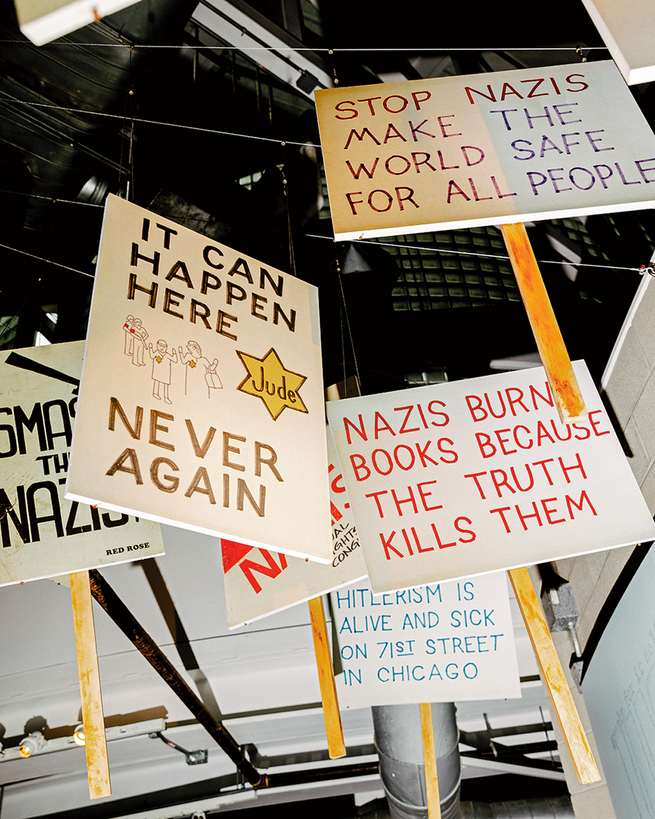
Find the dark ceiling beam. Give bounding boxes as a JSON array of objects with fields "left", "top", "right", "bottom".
[{"left": 87, "top": 568, "right": 265, "bottom": 788}]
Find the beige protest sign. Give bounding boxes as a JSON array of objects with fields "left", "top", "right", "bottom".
[
  {"left": 581, "top": 0, "right": 655, "bottom": 85},
  {"left": 332, "top": 572, "right": 520, "bottom": 706},
  {"left": 315, "top": 61, "right": 655, "bottom": 240},
  {"left": 222, "top": 429, "right": 367, "bottom": 628},
  {"left": 0, "top": 342, "right": 164, "bottom": 585},
  {"left": 66, "top": 195, "right": 332, "bottom": 563},
  {"left": 327, "top": 361, "right": 655, "bottom": 594}
]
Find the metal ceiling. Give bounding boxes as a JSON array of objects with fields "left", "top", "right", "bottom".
[{"left": 1, "top": 1, "right": 654, "bottom": 817}]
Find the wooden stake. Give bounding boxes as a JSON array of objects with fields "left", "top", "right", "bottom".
[
  {"left": 420, "top": 703, "right": 442, "bottom": 819},
  {"left": 500, "top": 222, "right": 586, "bottom": 424},
  {"left": 70, "top": 570, "right": 111, "bottom": 799},
  {"left": 508, "top": 566, "right": 600, "bottom": 785},
  {"left": 308, "top": 595, "right": 346, "bottom": 759}
]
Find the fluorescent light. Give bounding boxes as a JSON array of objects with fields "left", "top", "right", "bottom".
[{"left": 191, "top": 0, "right": 333, "bottom": 99}]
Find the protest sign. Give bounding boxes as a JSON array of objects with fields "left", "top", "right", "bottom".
[
  {"left": 581, "top": 0, "right": 655, "bottom": 85},
  {"left": 0, "top": 342, "right": 164, "bottom": 585},
  {"left": 315, "top": 61, "right": 655, "bottom": 240},
  {"left": 222, "top": 429, "right": 367, "bottom": 628},
  {"left": 326, "top": 361, "right": 655, "bottom": 593},
  {"left": 66, "top": 195, "right": 332, "bottom": 563},
  {"left": 332, "top": 572, "right": 520, "bottom": 706}
]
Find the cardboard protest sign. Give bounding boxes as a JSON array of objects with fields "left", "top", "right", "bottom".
[
  {"left": 581, "top": 0, "right": 655, "bottom": 85},
  {"left": 332, "top": 572, "right": 520, "bottom": 706},
  {"left": 222, "top": 429, "right": 367, "bottom": 628},
  {"left": 66, "top": 194, "right": 332, "bottom": 563},
  {"left": 0, "top": 342, "right": 164, "bottom": 585},
  {"left": 327, "top": 361, "right": 655, "bottom": 594},
  {"left": 315, "top": 61, "right": 655, "bottom": 240}
]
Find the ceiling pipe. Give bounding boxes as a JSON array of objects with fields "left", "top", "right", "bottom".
[
  {"left": 372, "top": 703, "right": 461, "bottom": 819},
  {"left": 87, "top": 568, "right": 265, "bottom": 788}
]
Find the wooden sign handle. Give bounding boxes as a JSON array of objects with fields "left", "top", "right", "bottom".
[
  {"left": 500, "top": 222, "right": 586, "bottom": 424},
  {"left": 308, "top": 595, "right": 346, "bottom": 759},
  {"left": 508, "top": 566, "right": 600, "bottom": 785},
  {"left": 70, "top": 570, "right": 111, "bottom": 799},
  {"left": 420, "top": 703, "right": 442, "bottom": 819}
]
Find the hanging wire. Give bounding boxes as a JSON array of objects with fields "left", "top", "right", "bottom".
[
  {"left": 0, "top": 277, "right": 43, "bottom": 346},
  {"left": 0, "top": 243, "right": 95, "bottom": 278},
  {"left": 127, "top": 45, "right": 136, "bottom": 201},
  {"left": 0, "top": 225, "right": 646, "bottom": 281},
  {"left": 358, "top": 238, "right": 645, "bottom": 273},
  {"left": 334, "top": 250, "right": 362, "bottom": 389},
  {"left": 0, "top": 40, "right": 611, "bottom": 52},
  {"left": 327, "top": 48, "right": 339, "bottom": 86},
  {"left": 280, "top": 143, "right": 298, "bottom": 278},
  {"left": 0, "top": 99, "right": 315, "bottom": 148},
  {"left": 0, "top": 190, "right": 103, "bottom": 208}
]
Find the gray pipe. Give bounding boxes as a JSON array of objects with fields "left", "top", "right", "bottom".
[{"left": 372, "top": 703, "right": 461, "bottom": 819}]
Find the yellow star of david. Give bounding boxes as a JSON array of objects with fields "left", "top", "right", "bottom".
[{"left": 236, "top": 348, "right": 308, "bottom": 420}]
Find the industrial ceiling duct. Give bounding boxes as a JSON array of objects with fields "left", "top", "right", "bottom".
[{"left": 372, "top": 703, "right": 461, "bottom": 819}]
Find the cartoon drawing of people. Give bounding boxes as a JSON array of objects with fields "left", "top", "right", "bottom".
[
  {"left": 131, "top": 318, "right": 149, "bottom": 367},
  {"left": 123, "top": 315, "right": 135, "bottom": 356},
  {"left": 149, "top": 339, "right": 178, "bottom": 403},
  {"left": 178, "top": 340, "right": 222, "bottom": 399}
]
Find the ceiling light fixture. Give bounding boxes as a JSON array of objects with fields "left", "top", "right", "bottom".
[
  {"left": 73, "top": 725, "right": 86, "bottom": 747},
  {"left": 1, "top": 718, "right": 167, "bottom": 763},
  {"left": 18, "top": 732, "right": 46, "bottom": 759}
]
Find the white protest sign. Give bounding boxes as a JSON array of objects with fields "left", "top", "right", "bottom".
[
  {"left": 0, "top": 342, "right": 164, "bottom": 585},
  {"left": 66, "top": 194, "right": 332, "bottom": 563},
  {"left": 581, "top": 0, "right": 655, "bottom": 85},
  {"left": 327, "top": 361, "right": 655, "bottom": 594},
  {"left": 332, "top": 572, "right": 520, "bottom": 706},
  {"left": 315, "top": 61, "right": 655, "bottom": 240},
  {"left": 222, "top": 429, "right": 367, "bottom": 628}
]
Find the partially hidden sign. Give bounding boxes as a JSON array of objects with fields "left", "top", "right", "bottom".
[
  {"left": 222, "top": 429, "right": 367, "bottom": 628},
  {"left": 67, "top": 194, "right": 332, "bottom": 563},
  {"left": 315, "top": 60, "right": 655, "bottom": 240},
  {"left": 581, "top": 0, "right": 655, "bottom": 85},
  {"left": 0, "top": 342, "right": 164, "bottom": 585},
  {"left": 327, "top": 361, "right": 655, "bottom": 594},
  {"left": 332, "top": 572, "right": 520, "bottom": 706}
]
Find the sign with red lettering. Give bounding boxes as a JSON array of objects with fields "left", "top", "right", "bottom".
[
  {"left": 315, "top": 61, "right": 655, "bottom": 240},
  {"left": 326, "top": 361, "right": 655, "bottom": 593},
  {"left": 0, "top": 342, "right": 164, "bottom": 585},
  {"left": 581, "top": 0, "right": 655, "bottom": 85},
  {"left": 222, "top": 430, "right": 367, "bottom": 628},
  {"left": 332, "top": 573, "right": 520, "bottom": 705},
  {"left": 66, "top": 195, "right": 332, "bottom": 563}
]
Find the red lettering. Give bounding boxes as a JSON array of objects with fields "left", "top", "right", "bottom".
[
  {"left": 454, "top": 516, "right": 476, "bottom": 542},
  {"left": 475, "top": 432, "right": 496, "bottom": 459},
  {"left": 588, "top": 409, "right": 610, "bottom": 437},
  {"left": 431, "top": 523, "right": 455, "bottom": 549},
  {"left": 374, "top": 411, "right": 396, "bottom": 438},
  {"left": 238, "top": 549, "right": 287, "bottom": 594},
  {"left": 350, "top": 453, "right": 371, "bottom": 481},
  {"left": 344, "top": 414, "right": 367, "bottom": 444},
  {"left": 542, "top": 497, "right": 565, "bottom": 525},
  {"left": 381, "top": 530, "right": 403, "bottom": 559}
]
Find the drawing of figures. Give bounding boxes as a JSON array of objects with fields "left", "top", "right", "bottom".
[
  {"left": 123, "top": 315, "right": 135, "bottom": 356},
  {"left": 149, "top": 339, "right": 178, "bottom": 404},
  {"left": 178, "top": 340, "right": 223, "bottom": 399},
  {"left": 130, "top": 318, "right": 149, "bottom": 367}
]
